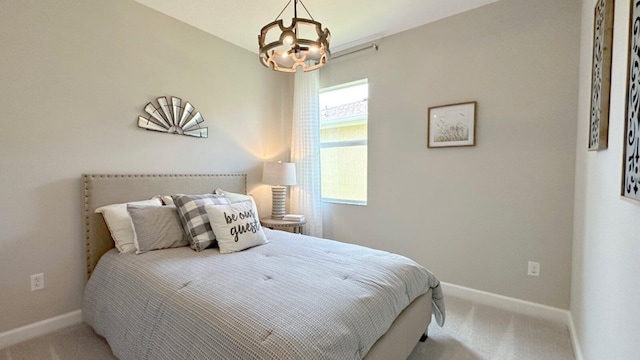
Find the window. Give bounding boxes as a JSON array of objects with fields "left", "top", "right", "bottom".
[{"left": 319, "top": 79, "right": 368, "bottom": 205}]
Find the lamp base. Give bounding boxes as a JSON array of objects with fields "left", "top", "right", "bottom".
[{"left": 271, "top": 186, "right": 287, "bottom": 220}]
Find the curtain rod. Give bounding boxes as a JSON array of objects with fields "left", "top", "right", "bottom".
[{"left": 332, "top": 43, "right": 379, "bottom": 60}]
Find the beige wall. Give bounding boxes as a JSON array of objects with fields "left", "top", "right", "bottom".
[
  {"left": 572, "top": 0, "right": 640, "bottom": 358},
  {"left": 320, "top": 0, "right": 581, "bottom": 309},
  {"left": 6, "top": 0, "right": 617, "bottom": 343},
  {"left": 0, "top": 0, "right": 291, "bottom": 333}
]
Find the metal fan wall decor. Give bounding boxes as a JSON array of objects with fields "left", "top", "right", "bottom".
[{"left": 137, "top": 96, "right": 208, "bottom": 138}]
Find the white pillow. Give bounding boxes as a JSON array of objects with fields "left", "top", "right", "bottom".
[
  {"left": 214, "top": 188, "right": 253, "bottom": 203},
  {"left": 205, "top": 199, "right": 267, "bottom": 254},
  {"left": 95, "top": 198, "right": 162, "bottom": 253},
  {"left": 152, "top": 195, "right": 175, "bottom": 206}
]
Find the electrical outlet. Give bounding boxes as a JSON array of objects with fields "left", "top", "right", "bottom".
[
  {"left": 30, "top": 273, "right": 45, "bottom": 291},
  {"left": 527, "top": 261, "right": 540, "bottom": 277}
]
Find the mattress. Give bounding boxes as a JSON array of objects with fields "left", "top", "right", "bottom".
[{"left": 83, "top": 228, "right": 444, "bottom": 360}]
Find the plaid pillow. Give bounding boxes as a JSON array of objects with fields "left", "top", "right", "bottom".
[{"left": 172, "top": 194, "right": 230, "bottom": 251}]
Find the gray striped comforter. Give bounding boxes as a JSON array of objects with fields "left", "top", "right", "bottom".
[{"left": 83, "top": 229, "right": 444, "bottom": 360}]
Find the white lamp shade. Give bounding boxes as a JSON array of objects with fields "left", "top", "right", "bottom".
[{"left": 262, "top": 162, "right": 297, "bottom": 186}]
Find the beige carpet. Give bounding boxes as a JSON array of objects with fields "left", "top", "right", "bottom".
[
  {"left": 2, "top": 296, "right": 574, "bottom": 360},
  {"left": 409, "top": 296, "right": 575, "bottom": 360}
]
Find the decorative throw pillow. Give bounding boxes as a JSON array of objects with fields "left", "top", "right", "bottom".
[
  {"left": 152, "top": 195, "right": 175, "bottom": 206},
  {"left": 95, "top": 198, "right": 162, "bottom": 253},
  {"left": 172, "top": 194, "right": 230, "bottom": 251},
  {"left": 214, "top": 188, "right": 253, "bottom": 203},
  {"left": 127, "top": 205, "right": 189, "bottom": 254},
  {"left": 205, "top": 199, "right": 267, "bottom": 254}
]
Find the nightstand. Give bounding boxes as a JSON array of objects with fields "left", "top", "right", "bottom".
[{"left": 260, "top": 217, "right": 306, "bottom": 234}]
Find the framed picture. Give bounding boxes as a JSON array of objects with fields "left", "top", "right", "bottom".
[
  {"left": 622, "top": 0, "right": 640, "bottom": 203},
  {"left": 427, "top": 101, "right": 476, "bottom": 148},
  {"left": 588, "top": 0, "right": 615, "bottom": 151}
]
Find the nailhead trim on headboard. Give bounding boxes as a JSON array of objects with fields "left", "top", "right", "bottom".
[{"left": 83, "top": 174, "right": 247, "bottom": 278}]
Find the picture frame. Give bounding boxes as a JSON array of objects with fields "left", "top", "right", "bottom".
[
  {"left": 588, "top": 0, "right": 615, "bottom": 151},
  {"left": 427, "top": 101, "right": 476, "bottom": 148},
  {"left": 622, "top": 0, "right": 640, "bottom": 203}
]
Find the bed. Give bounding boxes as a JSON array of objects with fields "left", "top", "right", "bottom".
[{"left": 82, "top": 174, "right": 445, "bottom": 360}]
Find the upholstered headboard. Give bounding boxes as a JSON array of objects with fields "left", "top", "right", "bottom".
[{"left": 83, "top": 174, "right": 246, "bottom": 279}]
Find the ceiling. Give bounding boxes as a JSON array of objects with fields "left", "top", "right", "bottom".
[{"left": 133, "top": 0, "right": 500, "bottom": 54}]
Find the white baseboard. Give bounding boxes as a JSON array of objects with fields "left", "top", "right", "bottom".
[
  {"left": 441, "top": 282, "right": 568, "bottom": 323},
  {"left": 0, "top": 310, "right": 83, "bottom": 350},
  {"left": 566, "top": 311, "right": 584, "bottom": 360},
  {"left": 440, "top": 282, "right": 583, "bottom": 360}
]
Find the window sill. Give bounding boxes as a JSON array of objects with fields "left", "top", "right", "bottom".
[{"left": 322, "top": 198, "right": 367, "bottom": 206}]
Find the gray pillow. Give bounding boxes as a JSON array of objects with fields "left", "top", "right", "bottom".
[{"left": 127, "top": 205, "right": 189, "bottom": 254}]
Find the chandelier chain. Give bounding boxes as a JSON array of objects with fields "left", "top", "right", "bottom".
[
  {"left": 274, "top": 0, "right": 292, "bottom": 21},
  {"left": 298, "top": 1, "right": 314, "bottom": 20},
  {"left": 273, "top": 0, "right": 315, "bottom": 22}
]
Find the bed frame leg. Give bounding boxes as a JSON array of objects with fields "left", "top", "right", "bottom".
[{"left": 419, "top": 332, "right": 428, "bottom": 342}]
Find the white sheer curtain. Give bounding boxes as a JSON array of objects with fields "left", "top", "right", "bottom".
[{"left": 290, "top": 70, "right": 323, "bottom": 237}]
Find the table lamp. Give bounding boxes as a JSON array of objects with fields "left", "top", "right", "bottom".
[{"left": 262, "top": 162, "right": 297, "bottom": 220}]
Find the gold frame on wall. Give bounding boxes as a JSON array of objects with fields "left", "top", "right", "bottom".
[
  {"left": 427, "top": 101, "right": 477, "bottom": 148},
  {"left": 588, "top": 0, "right": 615, "bottom": 151},
  {"left": 622, "top": 0, "right": 640, "bottom": 203}
]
